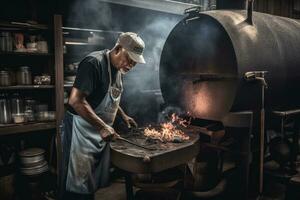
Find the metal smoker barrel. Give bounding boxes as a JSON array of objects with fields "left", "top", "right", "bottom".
[{"left": 159, "top": 9, "right": 300, "bottom": 121}]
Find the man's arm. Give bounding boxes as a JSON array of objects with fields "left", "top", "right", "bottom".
[
  {"left": 68, "top": 87, "right": 116, "bottom": 140},
  {"left": 117, "top": 106, "right": 127, "bottom": 120},
  {"left": 118, "top": 106, "right": 138, "bottom": 128}
]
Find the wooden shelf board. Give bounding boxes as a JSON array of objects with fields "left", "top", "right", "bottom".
[
  {"left": 0, "top": 121, "right": 56, "bottom": 136},
  {"left": 0, "top": 21, "right": 48, "bottom": 30},
  {"left": 0, "top": 51, "right": 52, "bottom": 56},
  {"left": 0, "top": 85, "right": 55, "bottom": 90},
  {"left": 64, "top": 84, "right": 73, "bottom": 88}
]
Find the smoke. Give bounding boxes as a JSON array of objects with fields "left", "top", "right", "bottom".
[
  {"left": 67, "top": 0, "right": 117, "bottom": 31},
  {"left": 65, "top": 0, "right": 182, "bottom": 123},
  {"left": 122, "top": 16, "right": 181, "bottom": 123}
]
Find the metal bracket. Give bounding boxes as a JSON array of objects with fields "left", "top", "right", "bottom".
[
  {"left": 244, "top": 71, "right": 268, "bottom": 89},
  {"left": 184, "top": 6, "right": 202, "bottom": 24}
]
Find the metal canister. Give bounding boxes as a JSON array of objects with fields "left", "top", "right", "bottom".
[
  {"left": 16, "top": 66, "right": 32, "bottom": 85},
  {"left": 0, "top": 32, "right": 13, "bottom": 52},
  {"left": 0, "top": 70, "right": 11, "bottom": 86}
]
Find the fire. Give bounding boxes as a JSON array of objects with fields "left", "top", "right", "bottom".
[
  {"left": 171, "top": 113, "right": 190, "bottom": 127},
  {"left": 144, "top": 114, "right": 190, "bottom": 142}
]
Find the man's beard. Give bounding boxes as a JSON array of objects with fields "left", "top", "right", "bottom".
[{"left": 119, "top": 68, "right": 128, "bottom": 75}]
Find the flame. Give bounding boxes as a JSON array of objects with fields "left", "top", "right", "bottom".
[{"left": 144, "top": 114, "right": 190, "bottom": 142}]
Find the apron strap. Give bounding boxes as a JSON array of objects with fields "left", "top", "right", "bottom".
[
  {"left": 106, "top": 51, "right": 123, "bottom": 91},
  {"left": 106, "top": 51, "right": 112, "bottom": 87}
]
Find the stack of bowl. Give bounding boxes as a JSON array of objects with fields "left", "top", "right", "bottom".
[
  {"left": 18, "top": 148, "right": 48, "bottom": 176},
  {"left": 18, "top": 148, "right": 49, "bottom": 199}
]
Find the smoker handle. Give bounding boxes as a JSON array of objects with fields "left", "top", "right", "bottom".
[{"left": 246, "top": 0, "right": 255, "bottom": 25}]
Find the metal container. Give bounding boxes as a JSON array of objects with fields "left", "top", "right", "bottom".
[
  {"left": 160, "top": 8, "right": 300, "bottom": 120},
  {"left": 16, "top": 66, "right": 32, "bottom": 85},
  {"left": 0, "top": 32, "right": 13, "bottom": 52},
  {"left": 0, "top": 70, "right": 11, "bottom": 86},
  {"left": 0, "top": 95, "right": 12, "bottom": 124}
]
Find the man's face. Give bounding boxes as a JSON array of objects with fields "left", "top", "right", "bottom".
[{"left": 115, "top": 48, "right": 137, "bottom": 74}]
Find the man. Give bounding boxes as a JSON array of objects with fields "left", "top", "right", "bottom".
[{"left": 59, "top": 32, "right": 146, "bottom": 200}]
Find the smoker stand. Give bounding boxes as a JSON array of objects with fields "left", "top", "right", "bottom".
[
  {"left": 264, "top": 109, "right": 300, "bottom": 200},
  {"left": 222, "top": 111, "right": 253, "bottom": 200},
  {"left": 271, "top": 109, "right": 300, "bottom": 172}
]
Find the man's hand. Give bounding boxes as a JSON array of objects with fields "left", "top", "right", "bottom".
[
  {"left": 99, "top": 125, "right": 119, "bottom": 142},
  {"left": 118, "top": 106, "right": 138, "bottom": 128},
  {"left": 123, "top": 115, "right": 138, "bottom": 128}
]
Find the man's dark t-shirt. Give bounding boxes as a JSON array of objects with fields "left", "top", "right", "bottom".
[{"left": 67, "top": 50, "right": 118, "bottom": 115}]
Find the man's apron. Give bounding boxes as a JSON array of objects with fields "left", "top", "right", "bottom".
[{"left": 60, "top": 51, "right": 123, "bottom": 194}]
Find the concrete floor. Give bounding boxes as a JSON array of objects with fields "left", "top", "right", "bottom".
[
  {"left": 95, "top": 178, "right": 181, "bottom": 200},
  {"left": 94, "top": 176, "right": 289, "bottom": 200},
  {"left": 95, "top": 179, "right": 127, "bottom": 200}
]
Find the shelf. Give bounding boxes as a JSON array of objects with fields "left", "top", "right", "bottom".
[
  {"left": 0, "top": 51, "right": 52, "bottom": 56},
  {"left": 64, "top": 84, "right": 73, "bottom": 88},
  {"left": 98, "top": 0, "right": 198, "bottom": 15},
  {"left": 0, "top": 21, "right": 49, "bottom": 30},
  {"left": 63, "top": 26, "right": 121, "bottom": 34},
  {"left": 0, "top": 85, "right": 55, "bottom": 90},
  {"left": 64, "top": 42, "right": 103, "bottom": 47},
  {"left": 0, "top": 121, "right": 56, "bottom": 136}
]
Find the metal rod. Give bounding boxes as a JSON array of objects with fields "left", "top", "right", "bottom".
[
  {"left": 117, "top": 136, "right": 156, "bottom": 151},
  {"left": 259, "top": 72, "right": 265, "bottom": 196}
]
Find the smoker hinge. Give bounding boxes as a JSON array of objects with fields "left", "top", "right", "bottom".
[{"left": 184, "top": 6, "right": 202, "bottom": 24}]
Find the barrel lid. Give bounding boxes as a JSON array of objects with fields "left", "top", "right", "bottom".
[{"left": 19, "top": 148, "right": 45, "bottom": 157}]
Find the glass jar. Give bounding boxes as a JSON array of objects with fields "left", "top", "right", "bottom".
[
  {"left": 24, "top": 99, "right": 36, "bottom": 122},
  {"left": 0, "top": 70, "right": 11, "bottom": 86},
  {"left": 10, "top": 93, "right": 24, "bottom": 116},
  {"left": 17, "top": 66, "right": 32, "bottom": 85}
]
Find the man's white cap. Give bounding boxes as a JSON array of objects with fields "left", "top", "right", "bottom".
[{"left": 117, "top": 32, "right": 146, "bottom": 64}]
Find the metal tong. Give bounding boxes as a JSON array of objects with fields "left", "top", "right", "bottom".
[{"left": 116, "top": 136, "right": 155, "bottom": 151}]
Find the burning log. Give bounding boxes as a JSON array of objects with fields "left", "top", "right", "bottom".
[{"left": 143, "top": 114, "right": 191, "bottom": 143}]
